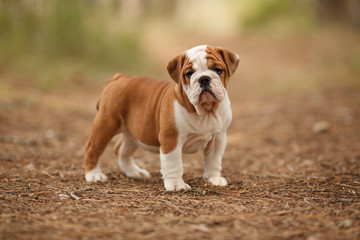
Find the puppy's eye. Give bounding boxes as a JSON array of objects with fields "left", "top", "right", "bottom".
[
  {"left": 214, "top": 68, "right": 223, "bottom": 75},
  {"left": 186, "top": 71, "right": 194, "bottom": 78}
]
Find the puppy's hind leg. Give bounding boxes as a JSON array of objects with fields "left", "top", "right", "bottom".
[
  {"left": 84, "top": 113, "right": 120, "bottom": 182},
  {"left": 116, "top": 134, "right": 151, "bottom": 179}
]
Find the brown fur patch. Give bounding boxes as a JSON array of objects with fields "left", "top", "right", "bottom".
[
  {"left": 84, "top": 74, "right": 180, "bottom": 171},
  {"left": 206, "top": 46, "right": 239, "bottom": 88},
  {"left": 167, "top": 54, "right": 196, "bottom": 114}
]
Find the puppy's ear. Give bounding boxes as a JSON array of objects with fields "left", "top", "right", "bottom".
[
  {"left": 167, "top": 53, "right": 186, "bottom": 84},
  {"left": 217, "top": 47, "right": 240, "bottom": 76}
]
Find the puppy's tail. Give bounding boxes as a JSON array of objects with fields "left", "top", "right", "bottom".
[{"left": 96, "top": 73, "right": 124, "bottom": 111}]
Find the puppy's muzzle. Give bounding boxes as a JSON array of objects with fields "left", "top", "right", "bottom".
[{"left": 198, "top": 76, "right": 217, "bottom": 101}]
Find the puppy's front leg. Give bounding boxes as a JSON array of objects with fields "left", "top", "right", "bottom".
[
  {"left": 203, "top": 132, "right": 228, "bottom": 186},
  {"left": 160, "top": 145, "right": 191, "bottom": 191}
]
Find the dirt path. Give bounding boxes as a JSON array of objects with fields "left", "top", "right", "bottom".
[{"left": 0, "top": 85, "right": 359, "bottom": 239}]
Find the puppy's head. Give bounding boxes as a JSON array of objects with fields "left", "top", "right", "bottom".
[{"left": 167, "top": 45, "right": 239, "bottom": 113}]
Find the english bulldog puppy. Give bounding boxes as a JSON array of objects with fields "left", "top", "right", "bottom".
[{"left": 84, "top": 45, "right": 239, "bottom": 191}]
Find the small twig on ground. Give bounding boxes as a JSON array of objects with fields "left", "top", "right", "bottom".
[
  {"left": 70, "top": 191, "right": 80, "bottom": 200},
  {"left": 40, "top": 171, "right": 55, "bottom": 178}
]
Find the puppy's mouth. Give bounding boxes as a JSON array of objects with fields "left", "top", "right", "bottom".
[
  {"left": 199, "top": 89, "right": 216, "bottom": 102},
  {"left": 198, "top": 89, "right": 218, "bottom": 111}
]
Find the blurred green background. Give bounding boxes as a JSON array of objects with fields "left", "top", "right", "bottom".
[{"left": 0, "top": 0, "right": 359, "bottom": 93}]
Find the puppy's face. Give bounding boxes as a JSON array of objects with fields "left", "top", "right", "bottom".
[{"left": 167, "top": 45, "right": 239, "bottom": 113}]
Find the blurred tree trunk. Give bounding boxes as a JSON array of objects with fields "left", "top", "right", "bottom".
[
  {"left": 349, "top": 0, "right": 360, "bottom": 29},
  {"left": 317, "top": 0, "right": 347, "bottom": 22},
  {"left": 317, "top": 0, "right": 360, "bottom": 29}
]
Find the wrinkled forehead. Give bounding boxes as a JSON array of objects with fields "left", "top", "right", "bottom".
[{"left": 185, "top": 45, "right": 208, "bottom": 71}]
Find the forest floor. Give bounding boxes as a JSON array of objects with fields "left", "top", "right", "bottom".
[{"left": 1, "top": 30, "right": 360, "bottom": 239}]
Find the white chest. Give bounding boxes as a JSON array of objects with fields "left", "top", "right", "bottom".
[{"left": 174, "top": 98, "right": 232, "bottom": 154}]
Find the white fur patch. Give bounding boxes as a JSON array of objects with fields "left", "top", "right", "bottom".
[
  {"left": 164, "top": 178, "right": 191, "bottom": 191},
  {"left": 119, "top": 159, "right": 151, "bottom": 179},
  {"left": 203, "top": 132, "right": 227, "bottom": 183},
  {"left": 160, "top": 146, "right": 191, "bottom": 191},
  {"left": 85, "top": 161, "right": 107, "bottom": 182},
  {"left": 173, "top": 97, "right": 232, "bottom": 140},
  {"left": 185, "top": 45, "right": 208, "bottom": 63},
  {"left": 206, "top": 176, "right": 228, "bottom": 186}
]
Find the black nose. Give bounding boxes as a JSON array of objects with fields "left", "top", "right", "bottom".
[{"left": 198, "top": 76, "right": 210, "bottom": 88}]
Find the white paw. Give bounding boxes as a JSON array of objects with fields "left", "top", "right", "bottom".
[
  {"left": 206, "top": 176, "right": 228, "bottom": 186},
  {"left": 125, "top": 167, "right": 151, "bottom": 179},
  {"left": 85, "top": 172, "right": 108, "bottom": 182},
  {"left": 164, "top": 178, "right": 191, "bottom": 191},
  {"left": 121, "top": 163, "right": 151, "bottom": 179}
]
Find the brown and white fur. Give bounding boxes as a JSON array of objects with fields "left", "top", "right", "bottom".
[{"left": 84, "top": 45, "right": 239, "bottom": 191}]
